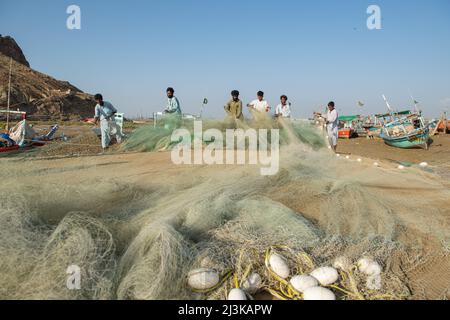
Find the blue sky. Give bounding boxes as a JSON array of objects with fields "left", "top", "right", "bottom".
[{"left": 1, "top": 0, "right": 449, "bottom": 118}]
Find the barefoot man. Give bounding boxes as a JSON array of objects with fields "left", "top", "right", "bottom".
[
  {"left": 326, "top": 101, "right": 339, "bottom": 153},
  {"left": 94, "top": 94, "right": 122, "bottom": 150}
]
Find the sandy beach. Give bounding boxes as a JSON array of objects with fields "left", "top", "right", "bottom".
[{"left": 1, "top": 122, "right": 449, "bottom": 300}]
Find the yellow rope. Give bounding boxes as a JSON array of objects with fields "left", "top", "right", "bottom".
[
  {"left": 264, "top": 247, "right": 305, "bottom": 300},
  {"left": 233, "top": 273, "right": 239, "bottom": 289}
]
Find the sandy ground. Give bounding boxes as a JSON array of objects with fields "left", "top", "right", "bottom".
[
  {"left": 338, "top": 134, "right": 450, "bottom": 166},
  {"left": 2, "top": 124, "right": 449, "bottom": 299},
  {"left": 25, "top": 124, "right": 450, "bottom": 166}
]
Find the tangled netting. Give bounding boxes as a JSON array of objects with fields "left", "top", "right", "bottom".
[
  {"left": 0, "top": 117, "right": 449, "bottom": 300},
  {"left": 122, "top": 115, "right": 326, "bottom": 152}
]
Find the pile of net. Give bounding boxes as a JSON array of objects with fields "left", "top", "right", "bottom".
[
  {"left": 122, "top": 115, "right": 326, "bottom": 152},
  {"left": 0, "top": 116, "right": 449, "bottom": 300}
]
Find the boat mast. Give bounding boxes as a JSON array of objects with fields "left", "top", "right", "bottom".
[
  {"left": 382, "top": 94, "right": 394, "bottom": 113},
  {"left": 410, "top": 95, "right": 420, "bottom": 114},
  {"left": 6, "top": 58, "right": 12, "bottom": 131}
]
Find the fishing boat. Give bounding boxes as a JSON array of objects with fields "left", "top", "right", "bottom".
[
  {"left": 428, "top": 113, "right": 449, "bottom": 135},
  {"left": 0, "top": 145, "right": 19, "bottom": 153},
  {"left": 364, "top": 110, "right": 412, "bottom": 137},
  {"left": 380, "top": 113, "right": 430, "bottom": 149},
  {"left": 1, "top": 60, "right": 55, "bottom": 154},
  {"left": 338, "top": 115, "right": 358, "bottom": 139},
  {"left": 0, "top": 114, "right": 56, "bottom": 154}
]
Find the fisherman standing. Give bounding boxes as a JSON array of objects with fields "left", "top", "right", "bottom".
[
  {"left": 275, "top": 95, "right": 292, "bottom": 118},
  {"left": 247, "top": 91, "right": 270, "bottom": 113},
  {"left": 94, "top": 94, "right": 122, "bottom": 150},
  {"left": 164, "top": 87, "right": 182, "bottom": 115},
  {"left": 224, "top": 90, "right": 244, "bottom": 121},
  {"left": 326, "top": 101, "right": 339, "bottom": 153}
]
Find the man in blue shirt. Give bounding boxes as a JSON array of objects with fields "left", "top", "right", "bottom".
[
  {"left": 94, "top": 94, "right": 122, "bottom": 150},
  {"left": 164, "top": 87, "right": 182, "bottom": 115}
]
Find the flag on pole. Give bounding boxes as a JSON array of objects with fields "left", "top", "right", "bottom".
[{"left": 200, "top": 98, "right": 208, "bottom": 118}]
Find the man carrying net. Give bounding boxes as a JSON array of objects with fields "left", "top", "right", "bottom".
[
  {"left": 224, "top": 90, "right": 244, "bottom": 121},
  {"left": 94, "top": 94, "right": 123, "bottom": 150}
]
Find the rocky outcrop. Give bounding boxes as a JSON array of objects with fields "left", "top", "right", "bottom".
[
  {"left": 0, "top": 35, "right": 30, "bottom": 67},
  {"left": 0, "top": 36, "right": 96, "bottom": 120}
]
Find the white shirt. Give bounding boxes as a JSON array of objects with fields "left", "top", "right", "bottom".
[
  {"left": 249, "top": 99, "right": 270, "bottom": 112},
  {"left": 94, "top": 101, "right": 117, "bottom": 122},
  {"left": 326, "top": 109, "right": 339, "bottom": 129},
  {"left": 275, "top": 103, "right": 291, "bottom": 118}
]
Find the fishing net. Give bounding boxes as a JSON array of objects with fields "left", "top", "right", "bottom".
[
  {"left": 0, "top": 116, "right": 449, "bottom": 300},
  {"left": 122, "top": 116, "right": 326, "bottom": 153}
]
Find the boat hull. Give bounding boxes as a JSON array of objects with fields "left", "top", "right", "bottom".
[
  {"left": 367, "top": 126, "right": 381, "bottom": 137},
  {"left": 381, "top": 129, "right": 430, "bottom": 149},
  {"left": 339, "top": 129, "right": 354, "bottom": 139},
  {"left": 0, "top": 145, "right": 20, "bottom": 153}
]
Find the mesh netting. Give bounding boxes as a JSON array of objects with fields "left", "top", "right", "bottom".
[
  {"left": 122, "top": 116, "right": 326, "bottom": 153},
  {"left": 0, "top": 116, "right": 449, "bottom": 300}
]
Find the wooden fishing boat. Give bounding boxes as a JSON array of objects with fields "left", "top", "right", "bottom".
[
  {"left": 0, "top": 145, "right": 20, "bottom": 153},
  {"left": 429, "top": 114, "right": 450, "bottom": 135},
  {"left": 364, "top": 110, "right": 413, "bottom": 138},
  {"left": 1, "top": 110, "right": 51, "bottom": 152},
  {"left": 338, "top": 128, "right": 354, "bottom": 139},
  {"left": 338, "top": 115, "right": 358, "bottom": 139},
  {"left": 380, "top": 113, "right": 430, "bottom": 149}
]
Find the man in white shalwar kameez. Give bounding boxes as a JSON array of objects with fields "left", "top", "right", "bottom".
[
  {"left": 326, "top": 101, "right": 339, "bottom": 153},
  {"left": 94, "top": 94, "right": 123, "bottom": 150}
]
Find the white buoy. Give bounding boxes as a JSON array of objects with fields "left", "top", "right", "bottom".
[
  {"left": 398, "top": 165, "right": 405, "bottom": 170},
  {"left": 357, "top": 158, "right": 362, "bottom": 162},
  {"left": 310, "top": 267, "right": 339, "bottom": 285},
  {"left": 336, "top": 154, "right": 341, "bottom": 157},
  {"left": 290, "top": 275, "right": 319, "bottom": 293},
  {"left": 188, "top": 268, "right": 220, "bottom": 291},
  {"left": 242, "top": 273, "right": 262, "bottom": 294},
  {"left": 419, "top": 162, "right": 428, "bottom": 168},
  {"left": 328, "top": 146, "right": 332, "bottom": 149},
  {"left": 346, "top": 155, "right": 350, "bottom": 159},
  {"left": 357, "top": 258, "right": 382, "bottom": 276},
  {"left": 373, "top": 162, "right": 379, "bottom": 167},
  {"left": 303, "top": 287, "right": 336, "bottom": 300},
  {"left": 333, "top": 256, "right": 352, "bottom": 272},
  {"left": 228, "top": 288, "right": 247, "bottom": 300},
  {"left": 366, "top": 274, "right": 382, "bottom": 290},
  {"left": 269, "top": 254, "right": 290, "bottom": 279}
]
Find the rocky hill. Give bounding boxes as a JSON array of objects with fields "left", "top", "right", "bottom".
[
  {"left": 0, "top": 35, "right": 30, "bottom": 67},
  {"left": 0, "top": 35, "right": 95, "bottom": 120}
]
